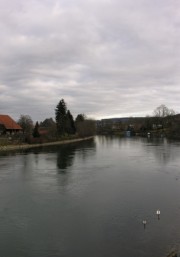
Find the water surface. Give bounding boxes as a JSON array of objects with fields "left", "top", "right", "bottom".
[{"left": 0, "top": 136, "right": 180, "bottom": 257}]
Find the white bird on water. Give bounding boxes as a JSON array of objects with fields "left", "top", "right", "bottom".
[
  {"left": 142, "top": 220, "right": 147, "bottom": 228},
  {"left": 156, "top": 209, "right": 160, "bottom": 219},
  {"left": 156, "top": 209, "right": 160, "bottom": 215}
]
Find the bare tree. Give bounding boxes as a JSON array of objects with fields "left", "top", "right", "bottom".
[
  {"left": 153, "top": 104, "right": 176, "bottom": 129},
  {"left": 17, "top": 115, "right": 33, "bottom": 134},
  {"left": 76, "top": 119, "right": 96, "bottom": 137},
  {"left": 153, "top": 104, "right": 175, "bottom": 117}
]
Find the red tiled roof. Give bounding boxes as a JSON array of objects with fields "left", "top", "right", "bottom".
[{"left": 0, "top": 115, "right": 22, "bottom": 130}]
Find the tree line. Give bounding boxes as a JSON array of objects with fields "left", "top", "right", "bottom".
[
  {"left": 55, "top": 99, "right": 95, "bottom": 137},
  {"left": 17, "top": 99, "right": 96, "bottom": 142},
  {"left": 97, "top": 104, "right": 180, "bottom": 138},
  {"left": 16, "top": 102, "right": 180, "bottom": 141}
]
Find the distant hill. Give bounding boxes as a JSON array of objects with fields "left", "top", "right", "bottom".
[{"left": 97, "top": 117, "right": 145, "bottom": 123}]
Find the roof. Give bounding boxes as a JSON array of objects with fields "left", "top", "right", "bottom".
[{"left": 0, "top": 115, "right": 22, "bottom": 130}]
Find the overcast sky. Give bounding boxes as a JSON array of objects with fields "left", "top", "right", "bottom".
[{"left": 0, "top": 0, "right": 179, "bottom": 122}]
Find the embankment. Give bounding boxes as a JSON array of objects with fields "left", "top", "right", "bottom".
[{"left": 0, "top": 136, "right": 94, "bottom": 152}]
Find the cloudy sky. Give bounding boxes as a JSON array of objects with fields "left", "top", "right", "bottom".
[{"left": 0, "top": 0, "right": 179, "bottom": 122}]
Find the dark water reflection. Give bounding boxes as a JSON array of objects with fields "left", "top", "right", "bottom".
[
  {"left": 56, "top": 140, "right": 96, "bottom": 171},
  {"left": 0, "top": 136, "right": 180, "bottom": 257}
]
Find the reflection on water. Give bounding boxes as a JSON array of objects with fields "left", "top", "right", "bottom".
[
  {"left": 0, "top": 136, "right": 180, "bottom": 257},
  {"left": 57, "top": 139, "right": 96, "bottom": 171},
  {"left": 146, "top": 138, "right": 180, "bottom": 165},
  {"left": 98, "top": 135, "right": 180, "bottom": 165},
  {"left": 57, "top": 145, "right": 76, "bottom": 170}
]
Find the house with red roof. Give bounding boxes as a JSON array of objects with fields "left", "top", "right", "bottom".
[{"left": 0, "top": 115, "right": 22, "bottom": 134}]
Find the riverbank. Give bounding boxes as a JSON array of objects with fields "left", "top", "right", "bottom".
[
  {"left": 0, "top": 136, "right": 94, "bottom": 152},
  {"left": 166, "top": 251, "right": 178, "bottom": 257}
]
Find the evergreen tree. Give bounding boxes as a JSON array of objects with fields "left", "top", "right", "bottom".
[
  {"left": 55, "top": 99, "right": 67, "bottom": 135},
  {"left": 33, "top": 121, "right": 40, "bottom": 138},
  {"left": 66, "top": 110, "right": 76, "bottom": 134},
  {"left": 40, "top": 118, "right": 55, "bottom": 127},
  {"left": 75, "top": 114, "right": 85, "bottom": 123},
  {"left": 75, "top": 114, "right": 85, "bottom": 134}
]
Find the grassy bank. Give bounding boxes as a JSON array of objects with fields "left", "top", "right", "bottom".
[{"left": 0, "top": 136, "right": 94, "bottom": 152}]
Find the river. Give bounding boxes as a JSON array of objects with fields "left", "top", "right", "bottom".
[{"left": 0, "top": 136, "right": 180, "bottom": 257}]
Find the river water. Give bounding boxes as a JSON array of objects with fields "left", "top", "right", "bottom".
[{"left": 0, "top": 136, "right": 180, "bottom": 257}]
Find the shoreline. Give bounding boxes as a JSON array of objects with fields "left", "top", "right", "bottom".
[{"left": 0, "top": 136, "right": 94, "bottom": 152}]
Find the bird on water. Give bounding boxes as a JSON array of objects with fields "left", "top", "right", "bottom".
[
  {"left": 156, "top": 209, "right": 160, "bottom": 220},
  {"left": 142, "top": 220, "right": 147, "bottom": 229}
]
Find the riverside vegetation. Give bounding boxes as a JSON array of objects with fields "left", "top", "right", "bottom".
[
  {"left": 97, "top": 104, "right": 180, "bottom": 139},
  {"left": 0, "top": 99, "right": 96, "bottom": 148},
  {"left": 1, "top": 103, "right": 180, "bottom": 149}
]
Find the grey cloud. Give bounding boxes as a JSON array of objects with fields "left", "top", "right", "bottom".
[{"left": 0, "top": 0, "right": 179, "bottom": 121}]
